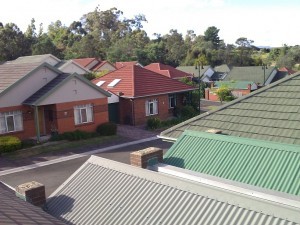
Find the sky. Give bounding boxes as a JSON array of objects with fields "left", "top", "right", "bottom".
[{"left": 1, "top": 0, "right": 300, "bottom": 47}]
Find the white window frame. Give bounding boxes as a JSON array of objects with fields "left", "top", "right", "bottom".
[
  {"left": 0, "top": 110, "right": 23, "bottom": 134},
  {"left": 74, "top": 104, "right": 93, "bottom": 125},
  {"left": 145, "top": 99, "right": 158, "bottom": 116},
  {"left": 168, "top": 94, "right": 177, "bottom": 109}
]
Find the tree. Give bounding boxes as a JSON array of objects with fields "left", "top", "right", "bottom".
[
  {"left": 204, "top": 26, "right": 221, "bottom": 49},
  {"left": 163, "top": 29, "right": 186, "bottom": 67},
  {"left": 0, "top": 23, "right": 30, "bottom": 61},
  {"left": 235, "top": 37, "right": 255, "bottom": 66},
  {"left": 32, "top": 33, "right": 60, "bottom": 56},
  {"left": 216, "top": 85, "right": 231, "bottom": 103}
]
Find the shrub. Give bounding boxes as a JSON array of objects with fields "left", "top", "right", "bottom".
[
  {"left": 147, "top": 117, "right": 161, "bottom": 130},
  {"left": 180, "top": 105, "right": 198, "bottom": 119},
  {"left": 0, "top": 136, "right": 22, "bottom": 153},
  {"left": 224, "top": 96, "right": 235, "bottom": 101},
  {"left": 96, "top": 122, "right": 117, "bottom": 136},
  {"left": 50, "top": 130, "right": 96, "bottom": 141}
]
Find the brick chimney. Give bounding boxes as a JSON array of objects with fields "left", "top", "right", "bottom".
[
  {"left": 130, "top": 147, "right": 163, "bottom": 168},
  {"left": 16, "top": 181, "right": 46, "bottom": 207},
  {"left": 205, "top": 88, "right": 210, "bottom": 100},
  {"left": 247, "top": 84, "right": 251, "bottom": 91}
]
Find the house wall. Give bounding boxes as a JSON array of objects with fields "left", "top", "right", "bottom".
[
  {"left": 59, "top": 62, "right": 89, "bottom": 75},
  {"left": 95, "top": 63, "right": 116, "bottom": 72},
  {"left": 265, "top": 69, "right": 278, "bottom": 85},
  {"left": 44, "top": 57, "right": 60, "bottom": 67},
  {"left": 0, "top": 105, "right": 36, "bottom": 140},
  {"left": 86, "top": 60, "right": 99, "bottom": 70},
  {"left": 119, "top": 93, "right": 186, "bottom": 126},
  {"left": 205, "top": 88, "right": 251, "bottom": 101},
  {"left": 0, "top": 98, "right": 108, "bottom": 140},
  {"left": 54, "top": 98, "right": 108, "bottom": 134},
  {"left": 205, "top": 68, "right": 215, "bottom": 78},
  {"left": 38, "top": 77, "right": 108, "bottom": 105},
  {"left": 0, "top": 67, "right": 59, "bottom": 108}
]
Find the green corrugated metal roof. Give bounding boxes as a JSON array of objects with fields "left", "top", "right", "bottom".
[
  {"left": 160, "top": 71, "right": 300, "bottom": 145},
  {"left": 164, "top": 130, "right": 300, "bottom": 196}
]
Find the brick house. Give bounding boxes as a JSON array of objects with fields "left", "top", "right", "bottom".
[
  {"left": 205, "top": 81, "right": 257, "bottom": 101},
  {"left": 0, "top": 60, "right": 110, "bottom": 141},
  {"left": 145, "top": 63, "right": 192, "bottom": 80},
  {"left": 93, "top": 65, "right": 196, "bottom": 125},
  {"left": 73, "top": 58, "right": 116, "bottom": 73}
]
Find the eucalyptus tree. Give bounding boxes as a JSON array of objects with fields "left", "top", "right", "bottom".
[{"left": 0, "top": 23, "right": 30, "bottom": 61}]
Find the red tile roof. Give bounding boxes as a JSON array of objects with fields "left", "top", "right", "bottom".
[
  {"left": 115, "top": 61, "right": 139, "bottom": 69},
  {"left": 73, "top": 58, "right": 97, "bottom": 67},
  {"left": 145, "top": 63, "right": 192, "bottom": 79},
  {"left": 278, "top": 67, "right": 296, "bottom": 75},
  {"left": 73, "top": 58, "right": 116, "bottom": 72},
  {"left": 92, "top": 65, "right": 196, "bottom": 98}
]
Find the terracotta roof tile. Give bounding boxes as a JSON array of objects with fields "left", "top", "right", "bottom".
[
  {"left": 115, "top": 61, "right": 138, "bottom": 69},
  {"left": 145, "top": 63, "right": 191, "bottom": 79},
  {"left": 73, "top": 58, "right": 98, "bottom": 67},
  {"left": 92, "top": 65, "right": 196, "bottom": 98}
]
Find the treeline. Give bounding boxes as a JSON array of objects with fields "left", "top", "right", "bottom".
[{"left": 0, "top": 6, "right": 299, "bottom": 69}]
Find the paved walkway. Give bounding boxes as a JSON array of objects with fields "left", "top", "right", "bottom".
[{"left": 117, "top": 125, "right": 160, "bottom": 140}]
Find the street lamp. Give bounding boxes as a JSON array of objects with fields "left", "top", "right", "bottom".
[
  {"left": 262, "top": 64, "right": 268, "bottom": 86},
  {"left": 195, "top": 63, "right": 204, "bottom": 114}
]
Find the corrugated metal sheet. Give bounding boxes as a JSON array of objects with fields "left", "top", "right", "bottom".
[
  {"left": 160, "top": 71, "right": 300, "bottom": 145},
  {"left": 164, "top": 131, "right": 300, "bottom": 196},
  {"left": 46, "top": 156, "right": 299, "bottom": 225}
]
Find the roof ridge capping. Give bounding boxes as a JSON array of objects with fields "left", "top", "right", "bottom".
[
  {"left": 181, "top": 130, "right": 300, "bottom": 153},
  {"left": 159, "top": 70, "right": 300, "bottom": 140}
]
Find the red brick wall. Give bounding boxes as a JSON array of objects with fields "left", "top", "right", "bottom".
[
  {"left": 0, "top": 105, "right": 36, "bottom": 140},
  {"left": 119, "top": 93, "right": 186, "bottom": 126},
  {"left": 205, "top": 88, "right": 251, "bottom": 102},
  {"left": 0, "top": 98, "right": 108, "bottom": 140},
  {"left": 54, "top": 98, "right": 108, "bottom": 133}
]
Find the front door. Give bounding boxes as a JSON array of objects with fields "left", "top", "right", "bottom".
[{"left": 38, "top": 107, "right": 46, "bottom": 135}]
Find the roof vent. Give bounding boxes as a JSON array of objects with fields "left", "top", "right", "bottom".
[{"left": 206, "top": 129, "right": 222, "bottom": 134}]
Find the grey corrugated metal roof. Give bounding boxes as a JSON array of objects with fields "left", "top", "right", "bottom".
[
  {"left": 164, "top": 130, "right": 300, "bottom": 196},
  {"left": 224, "top": 66, "right": 276, "bottom": 84},
  {"left": 0, "top": 182, "right": 65, "bottom": 225},
  {"left": 160, "top": 71, "right": 300, "bottom": 145},
  {"left": 46, "top": 156, "right": 299, "bottom": 225}
]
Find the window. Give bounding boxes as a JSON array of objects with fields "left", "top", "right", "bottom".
[
  {"left": 145, "top": 99, "right": 158, "bottom": 116},
  {"left": 108, "top": 79, "right": 121, "bottom": 87},
  {"left": 169, "top": 94, "right": 177, "bottom": 108},
  {"left": 74, "top": 104, "right": 93, "bottom": 125},
  {"left": 0, "top": 110, "right": 23, "bottom": 134}
]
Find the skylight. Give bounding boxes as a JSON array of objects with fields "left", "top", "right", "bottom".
[
  {"left": 96, "top": 81, "right": 105, "bottom": 86},
  {"left": 108, "top": 79, "right": 121, "bottom": 87}
]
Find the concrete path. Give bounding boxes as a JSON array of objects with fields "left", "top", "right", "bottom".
[{"left": 117, "top": 124, "right": 159, "bottom": 140}]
